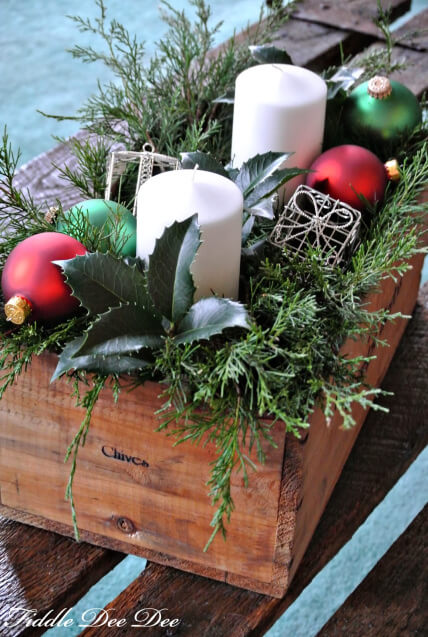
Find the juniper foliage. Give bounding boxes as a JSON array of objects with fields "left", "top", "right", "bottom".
[{"left": 52, "top": 0, "right": 296, "bottom": 164}]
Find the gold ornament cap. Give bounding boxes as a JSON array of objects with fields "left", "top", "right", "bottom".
[
  {"left": 384, "top": 159, "right": 401, "bottom": 182},
  {"left": 5, "top": 295, "right": 32, "bottom": 325},
  {"left": 368, "top": 76, "right": 392, "bottom": 99}
]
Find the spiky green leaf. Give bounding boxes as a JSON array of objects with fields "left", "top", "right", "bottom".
[
  {"left": 55, "top": 252, "right": 149, "bottom": 315},
  {"left": 233, "top": 152, "right": 293, "bottom": 199},
  {"left": 75, "top": 304, "right": 164, "bottom": 357},
  {"left": 174, "top": 298, "right": 250, "bottom": 344},
  {"left": 51, "top": 335, "right": 148, "bottom": 381},
  {"left": 180, "top": 151, "right": 229, "bottom": 178},
  {"left": 249, "top": 44, "right": 293, "bottom": 65},
  {"left": 245, "top": 167, "right": 309, "bottom": 209},
  {"left": 147, "top": 215, "right": 201, "bottom": 323}
]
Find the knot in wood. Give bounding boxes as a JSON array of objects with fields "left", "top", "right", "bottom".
[{"left": 116, "top": 516, "right": 136, "bottom": 534}]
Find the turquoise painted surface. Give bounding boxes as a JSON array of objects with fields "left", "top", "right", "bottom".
[{"left": 0, "top": 1, "right": 426, "bottom": 635}]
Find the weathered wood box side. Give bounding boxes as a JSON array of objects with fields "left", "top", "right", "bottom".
[{"left": 0, "top": 252, "right": 424, "bottom": 598}]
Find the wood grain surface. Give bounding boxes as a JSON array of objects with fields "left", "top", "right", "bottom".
[
  {"left": 292, "top": 0, "right": 411, "bottom": 37},
  {"left": 0, "top": 354, "right": 287, "bottom": 590},
  {"left": 317, "top": 505, "right": 427, "bottom": 637},
  {"left": 0, "top": 250, "right": 423, "bottom": 598},
  {"left": 0, "top": 517, "right": 123, "bottom": 637},
  {"left": 79, "top": 282, "right": 428, "bottom": 636},
  {"left": 393, "top": 8, "right": 428, "bottom": 50},
  {"left": 271, "top": 19, "right": 373, "bottom": 72}
]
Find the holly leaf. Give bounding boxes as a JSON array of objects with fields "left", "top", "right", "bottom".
[
  {"left": 148, "top": 215, "right": 201, "bottom": 323},
  {"left": 174, "top": 298, "right": 250, "bottom": 345},
  {"left": 123, "top": 255, "right": 146, "bottom": 274},
  {"left": 326, "top": 66, "right": 364, "bottom": 99},
  {"left": 75, "top": 304, "right": 164, "bottom": 358},
  {"left": 51, "top": 335, "right": 148, "bottom": 381},
  {"left": 180, "top": 151, "right": 229, "bottom": 178},
  {"left": 233, "top": 152, "right": 293, "bottom": 199},
  {"left": 245, "top": 167, "right": 309, "bottom": 209},
  {"left": 249, "top": 44, "right": 293, "bottom": 65},
  {"left": 245, "top": 198, "right": 275, "bottom": 220},
  {"left": 226, "top": 166, "right": 239, "bottom": 182},
  {"left": 55, "top": 252, "right": 149, "bottom": 315},
  {"left": 242, "top": 215, "right": 256, "bottom": 244}
]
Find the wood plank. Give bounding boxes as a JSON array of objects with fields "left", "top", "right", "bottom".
[
  {"left": 0, "top": 354, "right": 287, "bottom": 589},
  {"left": 285, "top": 251, "right": 424, "bottom": 588},
  {"left": 80, "top": 282, "right": 428, "bottom": 636},
  {"left": 0, "top": 249, "right": 422, "bottom": 599},
  {"left": 386, "top": 46, "right": 428, "bottom": 96},
  {"left": 356, "top": 44, "right": 428, "bottom": 97},
  {"left": 393, "top": 8, "right": 428, "bottom": 51},
  {"left": 292, "top": 0, "right": 411, "bottom": 38},
  {"left": 0, "top": 517, "right": 123, "bottom": 637},
  {"left": 317, "top": 505, "right": 427, "bottom": 636},
  {"left": 271, "top": 18, "right": 373, "bottom": 72},
  {"left": 13, "top": 132, "right": 125, "bottom": 212},
  {"left": 13, "top": 131, "right": 90, "bottom": 212}
]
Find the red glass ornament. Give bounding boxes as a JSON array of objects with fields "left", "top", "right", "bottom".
[
  {"left": 305, "top": 145, "right": 387, "bottom": 211},
  {"left": 2, "top": 232, "right": 87, "bottom": 323}
]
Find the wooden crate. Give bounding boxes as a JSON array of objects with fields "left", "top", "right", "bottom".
[{"left": 0, "top": 252, "right": 423, "bottom": 598}]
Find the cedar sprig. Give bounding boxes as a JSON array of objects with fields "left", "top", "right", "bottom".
[
  {"left": 52, "top": 135, "right": 112, "bottom": 199},
  {"left": 46, "top": 0, "right": 296, "bottom": 163},
  {"left": 65, "top": 374, "right": 107, "bottom": 540}
]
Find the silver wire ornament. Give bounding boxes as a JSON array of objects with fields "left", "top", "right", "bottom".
[
  {"left": 270, "top": 185, "right": 361, "bottom": 267},
  {"left": 105, "top": 144, "right": 180, "bottom": 215}
]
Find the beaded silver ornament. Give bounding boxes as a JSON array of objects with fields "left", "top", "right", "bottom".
[
  {"left": 105, "top": 144, "right": 180, "bottom": 215},
  {"left": 270, "top": 185, "right": 361, "bottom": 266}
]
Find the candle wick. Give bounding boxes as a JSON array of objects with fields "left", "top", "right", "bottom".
[
  {"left": 192, "top": 164, "right": 199, "bottom": 182},
  {"left": 272, "top": 64, "right": 284, "bottom": 73}
]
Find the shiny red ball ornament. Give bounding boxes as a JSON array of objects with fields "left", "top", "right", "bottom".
[
  {"left": 2, "top": 232, "right": 87, "bottom": 324},
  {"left": 305, "top": 145, "right": 387, "bottom": 211}
]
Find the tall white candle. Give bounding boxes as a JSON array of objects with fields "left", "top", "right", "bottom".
[
  {"left": 136, "top": 169, "right": 243, "bottom": 301},
  {"left": 231, "top": 64, "right": 327, "bottom": 199}
]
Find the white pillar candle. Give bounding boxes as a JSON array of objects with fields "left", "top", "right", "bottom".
[
  {"left": 231, "top": 64, "right": 327, "bottom": 199},
  {"left": 137, "top": 169, "right": 243, "bottom": 301}
]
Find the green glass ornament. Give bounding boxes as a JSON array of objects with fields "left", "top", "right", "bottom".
[
  {"left": 343, "top": 76, "right": 422, "bottom": 145},
  {"left": 58, "top": 199, "right": 136, "bottom": 257}
]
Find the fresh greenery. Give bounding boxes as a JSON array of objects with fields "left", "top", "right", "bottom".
[
  {"left": 54, "top": 218, "right": 249, "bottom": 373},
  {"left": 41, "top": 0, "right": 297, "bottom": 169},
  {"left": 0, "top": 0, "right": 427, "bottom": 549},
  {"left": 181, "top": 150, "right": 308, "bottom": 219}
]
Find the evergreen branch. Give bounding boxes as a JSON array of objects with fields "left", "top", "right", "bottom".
[
  {"left": 52, "top": 136, "right": 112, "bottom": 199},
  {"left": 64, "top": 374, "right": 106, "bottom": 540}
]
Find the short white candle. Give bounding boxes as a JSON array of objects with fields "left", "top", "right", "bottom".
[
  {"left": 231, "top": 64, "right": 327, "bottom": 199},
  {"left": 136, "top": 169, "right": 243, "bottom": 301}
]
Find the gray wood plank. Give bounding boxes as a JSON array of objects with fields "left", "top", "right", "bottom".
[
  {"left": 292, "top": 0, "right": 411, "bottom": 37},
  {"left": 0, "top": 517, "right": 123, "bottom": 637}
]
